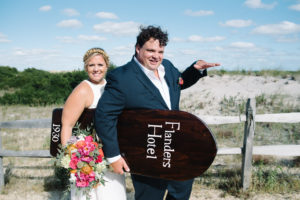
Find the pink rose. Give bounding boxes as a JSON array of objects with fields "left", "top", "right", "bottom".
[
  {"left": 89, "top": 171, "right": 95, "bottom": 182},
  {"left": 71, "top": 153, "right": 79, "bottom": 161},
  {"left": 69, "top": 159, "right": 78, "bottom": 169},
  {"left": 69, "top": 153, "right": 79, "bottom": 169},
  {"left": 95, "top": 155, "right": 102, "bottom": 163},
  {"left": 78, "top": 144, "right": 95, "bottom": 156},
  {"left": 75, "top": 172, "right": 90, "bottom": 187},
  {"left": 85, "top": 135, "right": 94, "bottom": 143},
  {"left": 81, "top": 156, "right": 93, "bottom": 163},
  {"left": 76, "top": 180, "right": 89, "bottom": 187}
]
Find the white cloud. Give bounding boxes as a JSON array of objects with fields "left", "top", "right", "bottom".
[
  {"left": 230, "top": 42, "right": 256, "bottom": 49},
  {"left": 95, "top": 12, "right": 118, "bottom": 19},
  {"left": 13, "top": 48, "right": 59, "bottom": 56},
  {"left": 3, "top": 48, "right": 74, "bottom": 71},
  {"left": 56, "top": 36, "right": 75, "bottom": 43},
  {"left": 215, "top": 46, "right": 224, "bottom": 51},
  {"left": 110, "top": 45, "right": 133, "bottom": 56},
  {"left": 109, "top": 44, "right": 135, "bottom": 65},
  {"left": 252, "top": 21, "right": 300, "bottom": 35},
  {"left": 289, "top": 3, "right": 300, "bottom": 11},
  {"left": 63, "top": 8, "right": 80, "bottom": 16},
  {"left": 276, "top": 35, "right": 299, "bottom": 43},
  {"left": 14, "top": 49, "right": 27, "bottom": 56},
  {"left": 184, "top": 9, "right": 214, "bottom": 16},
  {"left": 113, "top": 45, "right": 133, "bottom": 51},
  {"left": 0, "top": 33, "right": 11, "bottom": 43},
  {"left": 244, "top": 0, "right": 277, "bottom": 9},
  {"left": 171, "top": 37, "right": 185, "bottom": 42},
  {"left": 188, "top": 35, "right": 226, "bottom": 42},
  {"left": 57, "top": 19, "right": 82, "bottom": 28},
  {"left": 220, "top": 19, "right": 254, "bottom": 28},
  {"left": 78, "top": 35, "right": 106, "bottom": 41},
  {"left": 180, "top": 49, "right": 198, "bottom": 55},
  {"left": 39, "top": 5, "right": 52, "bottom": 12},
  {"left": 56, "top": 35, "right": 107, "bottom": 43},
  {"left": 93, "top": 21, "right": 140, "bottom": 36}
]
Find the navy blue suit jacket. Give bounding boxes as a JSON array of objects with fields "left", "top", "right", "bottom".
[{"left": 94, "top": 57, "right": 207, "bottom": 158}]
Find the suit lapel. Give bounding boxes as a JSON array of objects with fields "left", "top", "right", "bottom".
[
  {"left": 131, "top": 58, "right": 169, "bottom": 109},
  {"left": 163, "top": 65, "right": 177, "bottom": 110}
]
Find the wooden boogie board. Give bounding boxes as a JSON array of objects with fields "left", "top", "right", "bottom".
[
  {"left": 50, "top": 108, "right": 217, "bottom": 181},
  {"left": 50, "top": 108, "right": 95, "bottom": 157}
]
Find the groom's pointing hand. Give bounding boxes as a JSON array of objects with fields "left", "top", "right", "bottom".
[{"left": 193, "top": 60, "right": 220, "bottom": 70}]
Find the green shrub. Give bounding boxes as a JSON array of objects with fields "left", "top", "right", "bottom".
[
  {"left": 0, "top": 66, "right": 19, "bottom": 89},
  {"left": 0, "top": 66, "right": 88, "bottom": 105}
]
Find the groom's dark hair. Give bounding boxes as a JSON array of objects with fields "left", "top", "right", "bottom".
[{"left": 135, "top": 25, "right": 169, "bottom": 49}]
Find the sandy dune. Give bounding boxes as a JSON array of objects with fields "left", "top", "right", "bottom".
[{"left": 180, "top": 74, "right": 300, "bottom": 115}]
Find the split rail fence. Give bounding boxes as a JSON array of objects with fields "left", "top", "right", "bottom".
[{"left": 0, "top": 98, "right": 300, "bottom": 191}]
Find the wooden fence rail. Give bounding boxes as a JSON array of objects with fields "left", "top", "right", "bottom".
[{"left": 0, "top": 98, "right": 300, "bottom": 191}]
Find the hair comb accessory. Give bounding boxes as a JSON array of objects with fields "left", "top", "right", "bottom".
[{"left": 83, "top": 48, "right": 109, "bottom": 63}]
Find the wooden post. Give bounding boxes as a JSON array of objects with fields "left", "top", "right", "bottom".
[
  {"left": 0, "top": 128, "right": 4, "bottom": 192},
  {"left": 241, "top": 98, "right": 256, "bottom": 190}
]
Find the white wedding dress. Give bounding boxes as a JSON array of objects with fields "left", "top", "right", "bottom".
[
  {"left": 70, "top": 171, "right": 127, "bottom": 200},
  {"left": 70, "top": 80, "right": 127, "bottom": 200}
]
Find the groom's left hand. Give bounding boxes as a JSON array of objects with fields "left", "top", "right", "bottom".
[{"left": 194, "top": 60, "right": 220, "bottom": 70}]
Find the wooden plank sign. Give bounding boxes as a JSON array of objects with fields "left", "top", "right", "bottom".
[
  {"left": 117, "top": 109, "right": 217, "bottom": 180},
  {"left": 50, "top": 109, "right": 217, "bottom": 181}
]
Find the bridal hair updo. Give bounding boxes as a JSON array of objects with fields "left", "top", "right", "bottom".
[{"left": 83, "top": 48, "right": 109, "bottom": 71}]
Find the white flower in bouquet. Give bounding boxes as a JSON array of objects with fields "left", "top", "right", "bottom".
[{"left": 61, "top": 155, "right": 71, "bottom": 169}]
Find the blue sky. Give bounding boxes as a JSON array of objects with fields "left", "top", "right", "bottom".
[{"left": 1, "top": 0, "right": 300, "bottom": 71}]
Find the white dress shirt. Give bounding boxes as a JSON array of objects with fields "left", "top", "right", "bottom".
[{"left": 134, "top": 56, "right": 171, "bottom": 110}]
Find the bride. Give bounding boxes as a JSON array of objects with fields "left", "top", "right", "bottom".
[{"left": 61, "top": 48, "right": 127, "bottom": 200}]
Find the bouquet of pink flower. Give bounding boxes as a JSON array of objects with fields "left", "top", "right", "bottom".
[{"left": 55, "top": 134, "right": 107, "bottom": 196}]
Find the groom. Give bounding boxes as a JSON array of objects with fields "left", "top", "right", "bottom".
[{"left": 95, "top": 25, "right": 220, "bottom": 200}]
